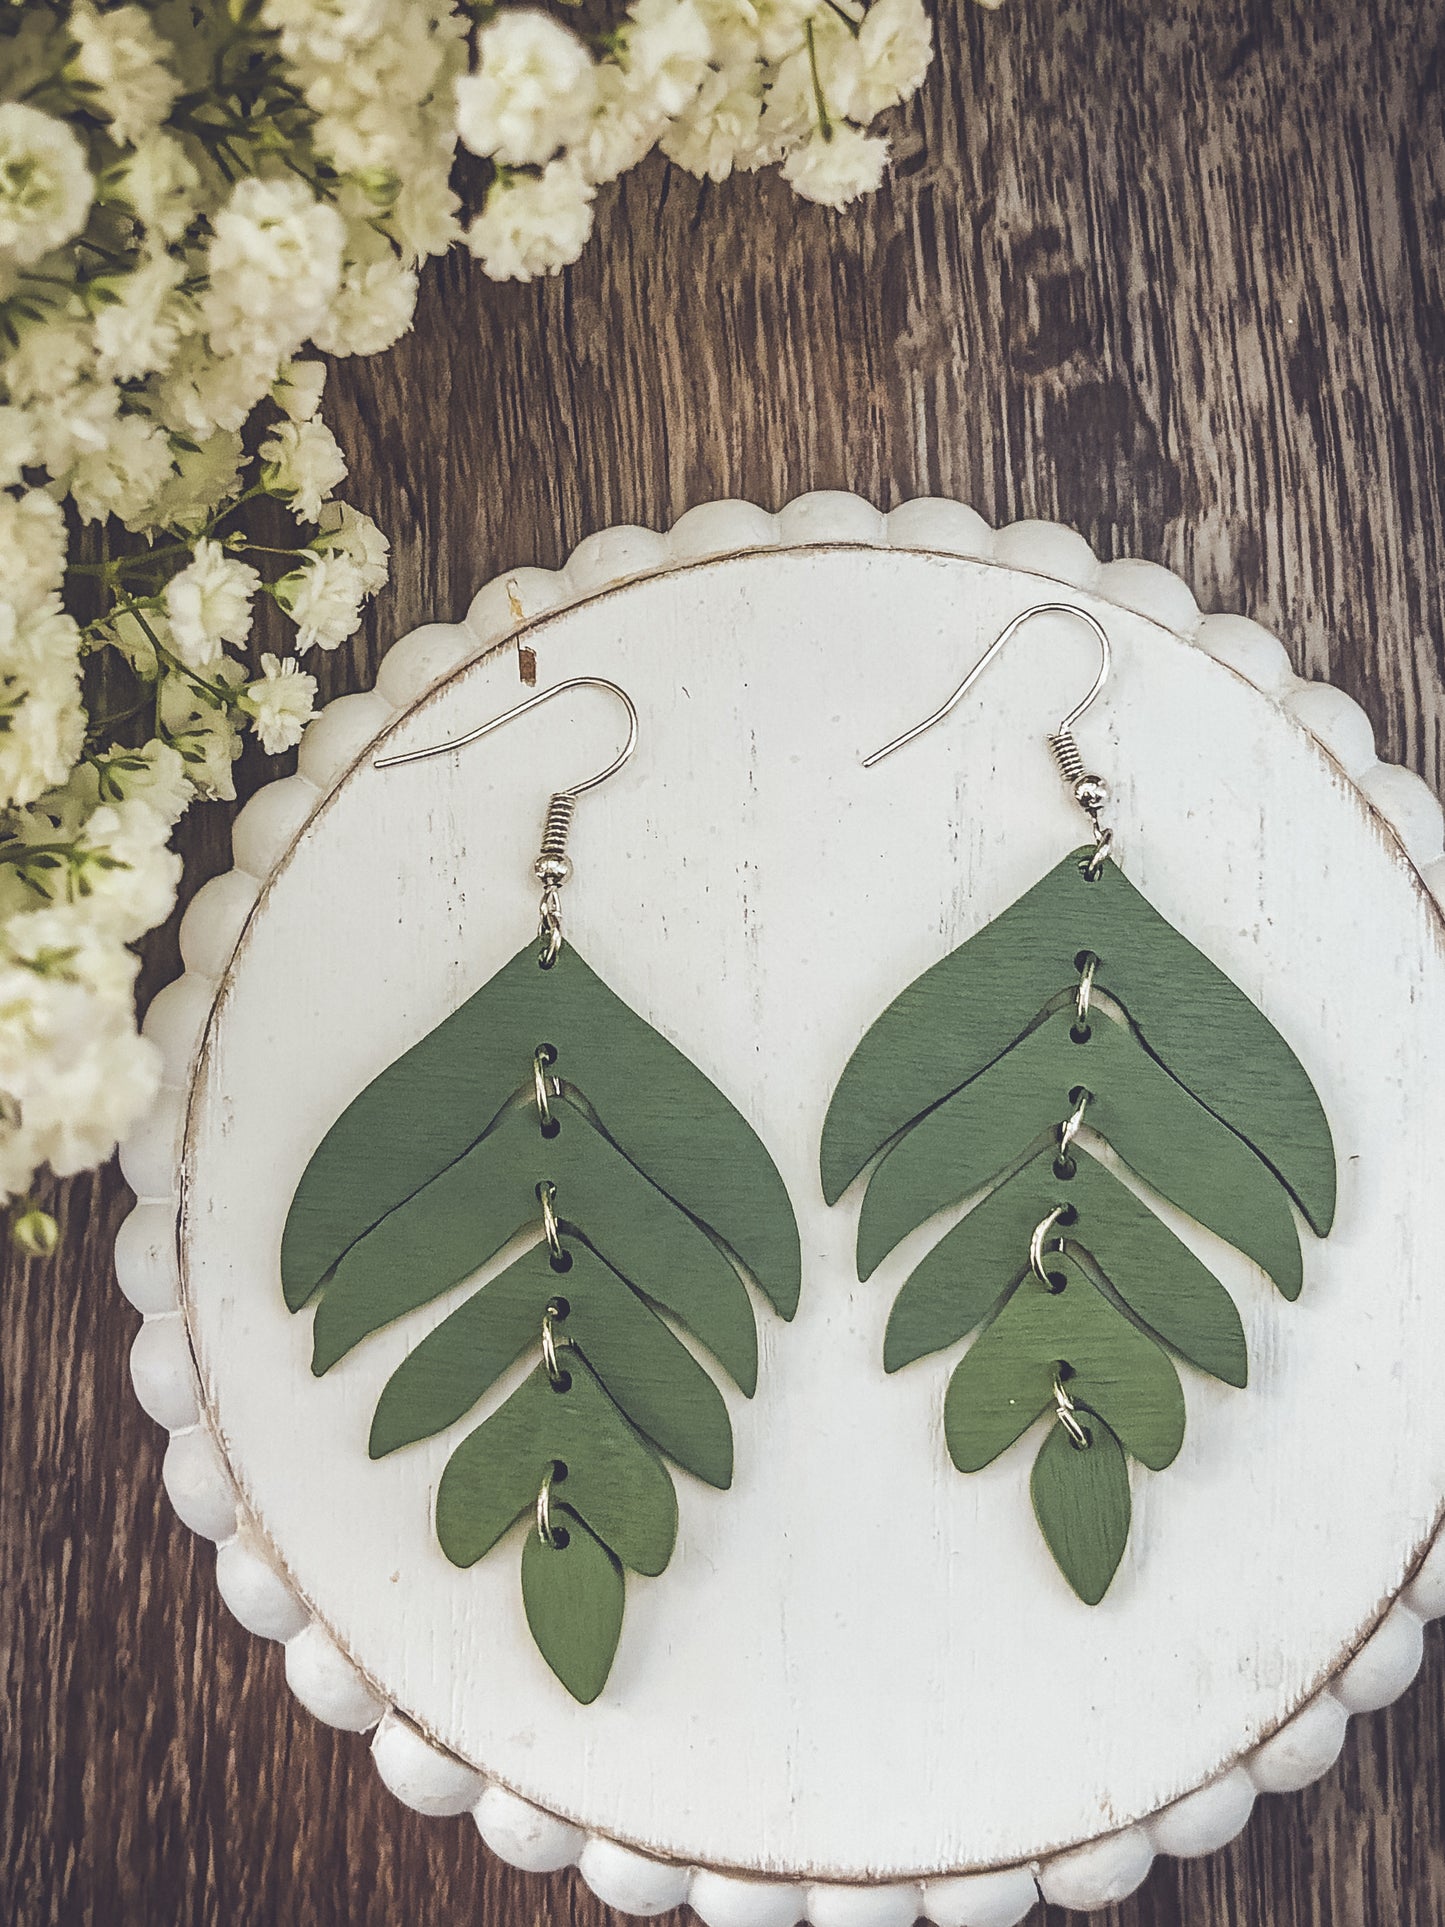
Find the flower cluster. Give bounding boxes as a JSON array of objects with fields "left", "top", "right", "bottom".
[
  {"left": 0, "top": 0, "right": 461, "bottom": 1240},
  {"left": 0, "top": 0, "right": 965, "bottom": 1250},
  {"left": 457, "top": 0, "right": 942, "bottom": 280}
]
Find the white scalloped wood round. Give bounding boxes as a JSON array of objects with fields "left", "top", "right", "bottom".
[{"left": 121, "top": 495, "right": 1445, "bottom": 1922}]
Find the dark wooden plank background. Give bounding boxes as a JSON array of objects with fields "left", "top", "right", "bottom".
[{"left": 5, "top": 0, "right": 1445, "bottom": 1920}]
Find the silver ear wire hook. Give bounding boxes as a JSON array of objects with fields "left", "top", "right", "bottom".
[
  {"left": 862, "top": 602, "right": 1116, "bottom": 874},
  {"left": 375, "top": 676, "right": 639, "bottom": 964}
]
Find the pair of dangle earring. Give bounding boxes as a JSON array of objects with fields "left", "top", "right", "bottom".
[{"left": 283, "top": 605, "right": 1337, "bottom": 1701}]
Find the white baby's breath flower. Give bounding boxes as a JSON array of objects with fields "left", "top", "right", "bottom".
[
  {"left": 163, "top": 538, "right": 262, "bottom": 668},
  {"left": 314, "top": 501, "right": 390, "bottom": 595},
  {"left": 140, "top": 429, "right": 245, "bottom": 535},
  {"left": 623, "top": 0, "right": 712, "bottom": 118},
  {"left": 781, "top": 120, "right": 887, "bottom": 206},
  {"left": 274, "top": 549, "right": 368, "bottom": 650},
  {"left": 92, "top": 738, "right": 193, "bottom": 825},
  {"left": 241, "top": 652, "right": 319, "bottom": 753},
  {"left": 0, "top": 103, "right": 95, "bottom": 268},
  {"left": 0, "top": 900, "right": 161, "bottom": 1191},
  {"left": 261, "top": 0, "right": 392, "bottom": 65},
  {"left": 79, "top": 804, "right": 181, "bottom": 943},
  {"left": 67, "top": 413, "right": 175, "bottom": 526},
  {"left": 272, "top": 360, "right": 328, "bottom": 424},
  {"left": 751, "top": 0, "right": 832, "bottom": 63},
  {"left": 0, "top": 491, "right": 67, "bottom": 620},
  {"left": 571, "top": 63, "right": 667, "bottom": 185},
  {"left": 311, "top": 254, "right": 419, "bottom": 357},
  {"left": 0, "top": 593, "right": 84, "bottom": 809},
  {"left": 455, "top": 12, "right": 598, "bottom": 168},
  {"left": 836, "top": 0, "right": 933, "bottom": 120},
  {"left": 201, "top": 176, "right": 345, "bottom": 365},
  {"left": 68, "top": 2, "right": 181, "bottom": 149},
  {"left": 158, "top": 670, "right": 245, "bottom": 801},
  {"left": 0, "top": 407, "right": 37, "bottom": 490},
  {"left": 465, "top": 157, "right": 595, "bottom": 283},
  {"left": 92, "top": 249, "right": 189, "bottom": 381},
  {"left": 155, "top": 336, "right": 278, "bottom": 440},
  {"left": 260, "top": 416, "right": 349, "bottom": 521},
  {"left": 661, "top": 63, "right": 767, "bottom": 181},
  {"left": 112, "top": 131, "right": 201, "bottom": 243},
  {"left": 387, "top": 163, "right": 462, "bottom": 265}
]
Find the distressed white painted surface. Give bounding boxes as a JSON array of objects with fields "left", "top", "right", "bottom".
[{"left": 175, "top": 538, "right": 1445, "bottom": 1884}]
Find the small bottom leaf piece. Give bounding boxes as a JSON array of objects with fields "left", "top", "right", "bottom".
[
  {"left": 1031, "top": 1412, "right": 1131, "bottom": 1606},
  {"left": 522, "top": 1510, "right": 626, "bottom": 1705}
]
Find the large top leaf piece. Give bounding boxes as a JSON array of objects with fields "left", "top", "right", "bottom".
[
  {"left": 281, "top": 938, "right": 800, "bottom": 1701},
  {"left": 285, "top": 940, "right": 800, "bottom": 1321},
  {"left": 821, "top": 847, "right": 1336, "bottom": 1238},
  {"left": 821, "top": 846, "right": 1338, "bottom": 1604}
]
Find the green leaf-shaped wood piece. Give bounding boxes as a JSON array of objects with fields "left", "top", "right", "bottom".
[
  {"left": 885, "top": 1147, "right": 1247, "bottom": 1387},
  {"left": 943, "top": 1255, "right": 1186, "bottom": 1474},
  {"left": 521, "top": 1511, "right": 625, "bottom": 1705},
  {"left": 285, "top": 939, "right": 800, "bottom": 1318},
  {"left": 822, "top": 847, "right": 1335, "bottom": 1236},
  {"left": 436, "top": 1355, "right": 678, "bottom": 1575},
  {"left": 859, "top": 1008, "right": 1303, "bottom": 1299},
  {"left": 311, "top": 1093, "right": 759, "bottom": 1392},
  {"left": 1031, "top": 1413, "right": 1131, "bottom": 1606},
  {"left": 370, "top": 1240, "right": 733, "bottom": 1489}
]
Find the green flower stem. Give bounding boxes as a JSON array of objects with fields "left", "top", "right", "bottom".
[{"left": 805, "top": 21, "right": 834, "bottom": 141}]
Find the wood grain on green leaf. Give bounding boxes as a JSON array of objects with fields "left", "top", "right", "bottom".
[
  {"left": 369, "top": 1241, "right": 733, "bottom": 1486},
  {"left": 884, "top": 1148, "right": 1247, "bottom": 1387},
  {"left": 435, "top": 1356, "right": 677, "bottom": 1575},
  {"left": 943, "top": 1257, "right": 1186, "bottom": 1473},
  {"left": 283, "top": 939, "right": 800, "bottom": 1317},
  {"left": 283, "top": 939, "right": 799, "bottom": 1699},
  {"left": 858, "top": 1008, "right": 1303, "bottom": 1298},
  {"left": 1031, "top": 1414, "right": 1132, "bottom": 1607},
  {"left": 822, "top": 847, "right": 1335, "bottom": 1235},
  {"left": 311, "top": 1093, "right": 759, "bottom": 1391},
  {"left": 521, "top": 1512, "right": 625, "bottom": 1706}
]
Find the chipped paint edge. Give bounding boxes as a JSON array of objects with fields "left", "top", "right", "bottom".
[{"left": 116, "top": 493, "right": 1445, "bottom": 1926}]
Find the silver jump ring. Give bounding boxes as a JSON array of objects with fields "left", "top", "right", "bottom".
[
  {"left": 1052, "top": 1371, "right": 1092, "bottom": 1451},
  {"left": 1083, "top": 828, "right": 1114, "bottom": 880},
  {"left": 541, "top": 1295, "right": 570, "bottom": 1387},
  {"left": 1059, "top": 1088, "right": 1092, "bottom": 1159},
  {"left": 535, "top": 1463, "right": 566, "bottom": 1548},
  {"left": 1075, "top": 953, "right": 1098, "bottom": 1030},
  {"left": 1029, "top": 1205, "right": 1072, "bottom": 1287},
  {"left": 532, "top": 1044, "right": 559, "bottom": 1129},
  {"left": 538, "top": 1180, "right": 564, "bottom": 1263}
]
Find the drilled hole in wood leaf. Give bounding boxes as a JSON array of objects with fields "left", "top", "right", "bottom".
[
  {"left": 1053, "top": 1155, "right": 1078, "bottom": 1181},
  {"left": 1070, "top": 1023, "right": 1093, "bottom": 1044}
]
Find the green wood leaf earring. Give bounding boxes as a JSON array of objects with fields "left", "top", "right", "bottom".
[
  {"left": 282, "top": 678, "right": 801, "bottom": 1702},
  {"left": 821, "top": 606, "right": 1336, "bottom": 1605}
]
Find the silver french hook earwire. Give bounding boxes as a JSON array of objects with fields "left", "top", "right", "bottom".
[
  {"left": 862, "top": 602, "right": 1117, "bottom": 875},
  {"left": 374, "top": 676, "right": 640, "bottom": 968}
]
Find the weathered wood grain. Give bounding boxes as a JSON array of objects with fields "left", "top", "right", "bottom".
[{"left": 3, "top": 0, "right": 1444, "bottom": 1918}]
